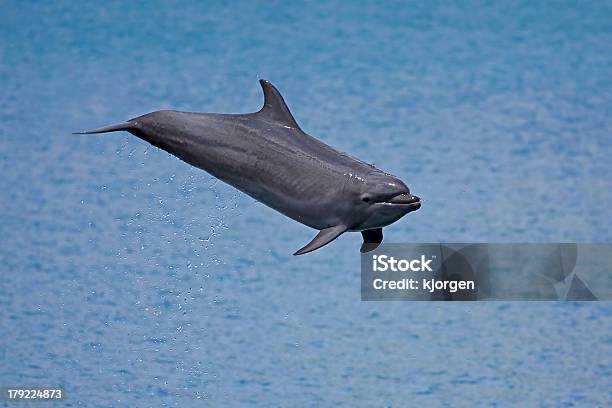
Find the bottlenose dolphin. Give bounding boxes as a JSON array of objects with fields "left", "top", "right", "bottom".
[{"left": 76, "top": 80, "right": 421, "bottom": 255}]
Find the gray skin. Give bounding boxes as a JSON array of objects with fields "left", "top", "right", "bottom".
[{"left": 76, "top": 80, "right": 421, "bottom": 255}]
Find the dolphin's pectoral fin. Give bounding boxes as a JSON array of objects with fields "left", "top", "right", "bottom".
[
  {"left": 73, "top": 121, "right": 136, "bottom": 135},
  {"left": 257, "top": 79, "right": 302, "bottom": 130},
  {"left": 293, "top": 225, "right": 348, "bottom": 256},
  {"left": 360, "top": 228, "right": 383, "bottom": 253}
]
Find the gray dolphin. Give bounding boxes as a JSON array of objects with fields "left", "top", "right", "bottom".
[{"left": 76, "top": 80, "right": 421, "bottom": 255}]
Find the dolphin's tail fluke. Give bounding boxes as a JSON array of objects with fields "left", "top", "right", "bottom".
[{"left": 73, "top": 121, "right": 136, "bottom": 135}]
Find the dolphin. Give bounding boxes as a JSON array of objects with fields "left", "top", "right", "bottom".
[{"left": 76, "top": 80, "right": 421, "bottom": 255}]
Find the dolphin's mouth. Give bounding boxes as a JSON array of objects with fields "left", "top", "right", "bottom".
[{"left": 382, "top": 193, "right": 421, "bottom": 210}]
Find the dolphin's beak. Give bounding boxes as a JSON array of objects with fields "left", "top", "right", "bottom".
[{"left": 385, "top": 193, "right": 421, "bottom": 210}]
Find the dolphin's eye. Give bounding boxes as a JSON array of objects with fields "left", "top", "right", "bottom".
[{"left": 362, "top": 196, "right": 371, "bottom": 203}]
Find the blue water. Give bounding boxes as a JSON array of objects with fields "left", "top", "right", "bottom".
[{"left": 1, "top": 1, "right": 611, "bottom": 406}]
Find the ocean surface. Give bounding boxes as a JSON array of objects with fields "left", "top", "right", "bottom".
[{"left": 1, "top": 1, "right": 611, "bottom": 406}]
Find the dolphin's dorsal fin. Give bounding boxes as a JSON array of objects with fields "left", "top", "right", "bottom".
[
  {"left": 257, "top": 79, "right": 301, "bottom": 130},
  {"left": 294, "top": 225, "right": 347, "bottom": 255}
]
